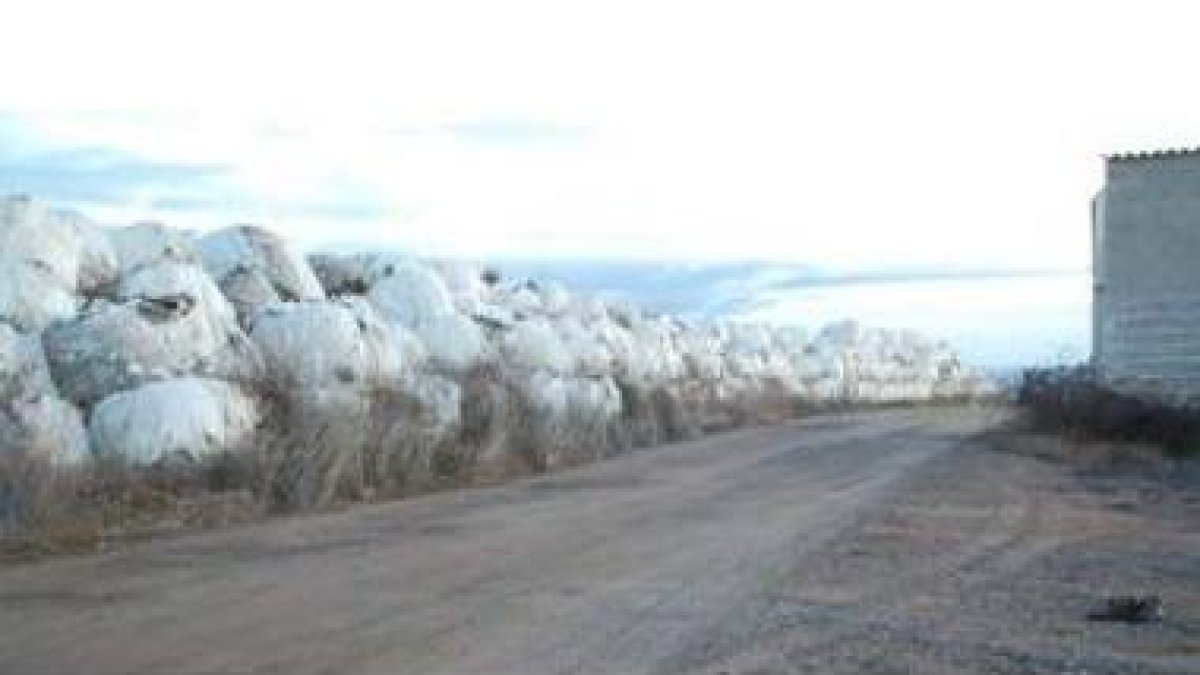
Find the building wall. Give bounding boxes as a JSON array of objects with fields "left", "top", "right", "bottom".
[{"left": 1094, "top": 153, "right": 1200, "bottom": 405}]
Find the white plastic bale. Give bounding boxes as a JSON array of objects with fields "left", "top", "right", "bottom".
[
  {"left": 248, "top": 299, "right": 402, "bottom": 391},
  {"left": 557, "top": 318, "right": 614, "bottom": 378},
  {"left": 761, "top": 351, "right": 803, "bottom": 392},
  {"left": 517, "top": 371, "right": 570, "bottom": 424},
  {"left": 344, "top": 298, "right": 406, "bottom": 384},
  {"left": 727, "top": 322, "right": 775, "bottom": 357},
  {"left": 0, "top": 197, "right": 123, "bottom": 330},
  {"left": 468, "top": 302, "right": 518, "bottom": 333},
  {"left": 116, "top": 260, "right": 238, "bottom": 324},
  {"left": 0, "top": 322, "right": 88, "bottom": 463},
  {"left": 566, "top": 376, "right": 623, "bottom": 422},
  {"left": 88, "top": 378, "right": 259, "bottom": 463},
  {"left": 367, "top": 263, "right": 457, "bottom": 328},
  {"left": 72, "top": 218, "right": 119, "bottom": 294},
  {"left": 675, "top": 328, "right": 724, "bottom": 381},
  {"left": 417, "top": 313, "right": 490, "bottom": 375},
  {"left": 408, "top": 374, "right": 462, "bottom": 437},
  {"left": 307, "top": 253, "right": 371, "bottom": 295},
  {"left": 0, "top": 322, "right": 56, "bottom": 401},
  {"left": 429, "top": 259, "right": 494, "bottom": 312},
  {"left": 43, "top": 262, "right": 259, "bottom": 407},
  {"left": 631, "top": 319, "right": 687, "bottom": 381},
  {"left": 391, "top": 324, "right": 430, "bottom": 384},
  {"left": 0, "top": 394, "right": 90, "bottom": 464},
  {"left": 0, "top": 195, "right": 116, "bottom": 292},
  {"left": 596, "top": 321, "right": 646, "bottom": 381},
  {"left": 307, "top": 252, "right": 421, "bottom": 296},
  {"left": 109, "top": 222, "right": 199, "bottom": 273},
  {"left": 794, "top": 348, "right": 845, "bottom": 383},
  {"left": 812, "top": 319, "right": 863, "bottom": 351},
  {"left": 213, "top": 265, "right": 282, "bottom": 327},
  {"left": 501, "top": 317, "right": 574, "bottom": 376},
  {"left": 504, "top": 284, "right": 544, "bottom": 318},
  {"left": 0, "top": 261, "right": 79, "bottom": 332},
  {"left": 725, "top": 352, "right": 765, "bottom": 379},
  {"left": 197, "top": 225, "right": 326, "bottom": 302},
  {"left": 537, "top": 280, "right": 571, "bottom": 317},
  {"left": 569, "top": 296, "right": 610, "bottom": 323}
]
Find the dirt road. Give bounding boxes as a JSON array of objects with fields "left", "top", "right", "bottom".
[{"left": 2, "top": 407, "right": 1198, "bottom": 674}]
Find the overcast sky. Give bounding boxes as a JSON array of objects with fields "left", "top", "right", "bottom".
[{"left": 3, "top": 1, "right": 1197, "bottom": 364}]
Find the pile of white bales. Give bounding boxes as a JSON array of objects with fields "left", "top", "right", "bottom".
[{"left": 0, "top": 195, "right": 993, "bottom": 491}]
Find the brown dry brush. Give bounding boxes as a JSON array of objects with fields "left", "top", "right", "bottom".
[
  {"left": 1, "top": 369, "right": 816, "bottom": 556},
  {"left": 1020, "top": 366, "right": 1200, "bottom": 457}
]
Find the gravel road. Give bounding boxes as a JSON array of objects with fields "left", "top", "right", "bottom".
[{"left": 2, "top": 406, "right": 1197, "bottom": 674}]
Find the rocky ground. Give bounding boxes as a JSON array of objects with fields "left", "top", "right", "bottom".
[{"left": 1, "top": 405, "right": 1196, "bottom": 674}]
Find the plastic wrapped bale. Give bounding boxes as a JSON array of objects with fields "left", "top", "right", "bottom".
[
  {"left": 410, "top": 375, "right": 462, "bottom": 439},
  {"left": 211, "top": 265, "right": 283, "bottom": 327},
  {"left": 109, "top": 222, "right": 199, "bottom": 273},
  {"left": 564, "top": 376, "right": 624, "bottom": 458},
  {"left": 0, "top": 324, "right": 89, "bottom": 464},
  {"left": 0, "top": 197, "right": 118, "bottom": 331},
  {"left": 536, "top": 280, "right": 571, "bottom": 317},
  {"left": 43, "top": 262, "right": 260, "bottom": 408},
  {"left": 429, "top": 259, "right": 493, "bottom": 313},
  {"left": 366, "top": 262, "right": 457, "bottom": 328},
  {"left": 725, "top": 350, "right": 766, "bottom": 379},
  {"left": 0, "top": 260, "right": 79, "bottom": 332},
  {"left": 0, "top": 195, "right": 117, "bottom": 295},
  {"left": 760, "top": 350, "right": 804, "bottom": 395},
  {"left": 630, "top": 319, "right": 688, "bottom": 382},
  {"left": 676, "top": 327, "right": 724, "bottom": 381},
  {"left": 469, "top": 302, "right": 518, "bottom": 335},
  {"left": 390, "top": 324, "right": 430, "bottom": 386},
  {"left": 418, "top": 313, "right": 491, "bottom": 376},
  {"left": 501, "top": 317, "right": 575, "bottom": 376},
  {"left": 597, "top": 320, "right": 648, "bottom": 382},
  {"left": 557, "top": 318, "right": 614, "bottom": 378},
  {"left": 249, "top": 299, "right": 408, "bottom": 505},
  {"left": 361, "top": 264, "right": 490, "bottom": 376},
  {"left": 812, "top": 319, "right": 863, "bottom": 353},
  {"left": 197, "top": 225, "right": 325, "bottom": 304},
  {"left": 307, "top": 253, "right": 372, "bottom": 296},
  {"left": 88, "top": 378, "right": 259, "bottom": 463},
  {"left": 0, "top": 323, "right": 55, "bottom": 402},
  {"left": 728, "top": 322, "right": 775, "bottom": 358},
  {"left": 509, "top": 371, "right": 572, "bottom": 468},
  {"left": 248, "top": 299, "right": 403, "bottom": 391},
  {"left": 771, "top": 325, "right": 810, "bottom": 355},
  {"left": 308, "top": 252, "right": 414, "bottom": 296},
  {"left": 502, "top": 282, "right": 544, "bottom": 318},
  {"left": 568, "top": 295, "right": 610, "bottom": 324},
  {"left": 367, "top": 374, "right": 465, "bottom": 490},
  {"left": 0, "top": 395, "right": 90, "bottom": 464}
]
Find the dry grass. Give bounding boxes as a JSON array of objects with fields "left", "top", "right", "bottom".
[
  {"left": 1020, "top": 367, "right": 1200, "bottom": 458},
  {"left": 0, "top": 452, "right": 263, "bottom": 561},
  {"left": 1, "top": 370, "right": 823, "bottom": 560}
]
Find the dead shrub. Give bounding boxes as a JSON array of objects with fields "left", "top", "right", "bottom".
[{"left": 1020, "top": 366, "right": 1200, "bottom": 457}]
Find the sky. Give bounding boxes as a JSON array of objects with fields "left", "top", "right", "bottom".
[{"left": 3, "top": 1, "right": 1200, "bottom": 366}]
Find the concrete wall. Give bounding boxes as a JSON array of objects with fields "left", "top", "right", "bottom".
[{"left": 1094, "top": 153, "right": 1200, "bottom": 405}]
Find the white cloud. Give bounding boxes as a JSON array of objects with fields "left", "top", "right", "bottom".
[{"left": 8, "top": 1, "right": 1200, "bottom": 268}]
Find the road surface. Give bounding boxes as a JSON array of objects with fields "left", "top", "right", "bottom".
[{"left": 2, "top": 407, "right": 1198, "bottom": 674}]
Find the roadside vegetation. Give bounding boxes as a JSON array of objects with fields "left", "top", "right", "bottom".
[
  {"left": 1019, "top": 366, "right": 1200, "bottom": 458},
  {"left": 0, "top": 374, "right": 800, "bottom": 561}
]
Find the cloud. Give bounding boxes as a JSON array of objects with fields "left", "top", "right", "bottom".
[
  {"left": 0, "top": 146, "right": 227, "bottom": 205},
  {"left": 439, "top": 118, "right": 588, "bottom": 146},
  {"left": 149, "top": 192, "right": 395, "bottom": 223}
]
